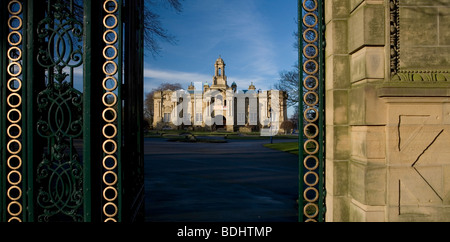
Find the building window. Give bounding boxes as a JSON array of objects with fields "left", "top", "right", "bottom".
[
  {"left": 196, "top": 113, "right": 203, "bottom": 122},
  {"left": 249, "top": 113, "right": 257, "bottom": 123},
  {"left": 164, "top": 113, "right": 171, "bottom": 123},
  {"left": 238, "top": 113, "right": 245, "bottom": 123}
]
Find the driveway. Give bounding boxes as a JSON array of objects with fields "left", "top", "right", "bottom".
[{"left": 144, "top": 137, "right": 299, "bottom": 222}]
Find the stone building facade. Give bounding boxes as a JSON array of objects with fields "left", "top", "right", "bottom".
[
  {"left": 325, "top": 0, "right": 450, "bottom": 222},
  {"left": 152, "top": 57, "right": 288, "bottom": 133}
]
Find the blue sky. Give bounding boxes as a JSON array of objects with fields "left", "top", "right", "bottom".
[{"left": 144, "top": 0, "right": 299, "bottom": 99}]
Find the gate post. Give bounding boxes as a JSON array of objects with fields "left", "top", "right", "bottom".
[{"left": 298, "top": 0, "right": 326, "bottom": 222}]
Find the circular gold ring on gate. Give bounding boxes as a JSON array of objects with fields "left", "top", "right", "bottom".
[
  {"left": 303, "top": 28, "right": 318, "bottom": 43},
  {"left": 8, "top": 1, "right": 23, "bottom": 15},
  {"left": 103, "top": 0, "right": 118, "bottom": 14},
  {"left": 104, "top": 217, "right": 117, "bottom": 222},
  {"left": 7, "top": 78, "right": 22, "bottom": 93},
  {"left": 304, "top": 139, "right": 319, "bottom": 155},
  {"left": 103, "top": 45, "right": 118, "bottom": 60},
  {"left": 303, "top": 123, "right": 319, "bottom": 139},
  {"left": 303, "top": 203, "right": 319, "bottom": 219},
  {"left": 103, "top": 139, "right": 117, "bottom": 155},
  {"left": 303, "top": 44, "right": 318, "bottom": 59},
  {"left": 102, "top": 92, "right": 117, "bottom": 107},
  {"left": 103, "top": 171, "right": 118, "bottom": 186},
  {"left": 303, "top": 0, "right": 318, "bottom": 12},
  {"left": 102, "top": 108, "right": 117, "bottom": 123},
  {"left": 8, "top": 31, "right": 22, "bottom": 46},
  {"left": 103, "top": 123, "right": 117, "bottom": 139},
  {"left": 303, "top": 75, "right": 318, "bottom": 91},
  {"left": 7, "top": 186, "right": 22, "bottom": 201},
  {"left": 103, "top": 60, "right": 118, "bottom": 75},
  {"left": 7, "top": 46, "right": 22, "bottom": 62},
  {"left": 103, "top": 186, "right": 118, "bottom": 202},
  {"left": 8, "top": 171, "right": 22, "bottom": 186},
  {"left": 103, "top": 155, "right": 118, "bottom": 171},
  {"left": 7, "top": 155, "right": 22, "bottom": 170},
  {"left": 303, "top": 91, "right": 319, "bottom": 107},
  {"left": 303, "top": 12, "right": 318, "bottom": 28},
  {"left": 7, "top": 62, "right": 22, "bottom": 77},
  {"left": 304, "top": 107, "right": 319, "bottom": 123},
  {"left": 7, "top": 216, "right": 22, "bottom": 222},
  {"left": 7, "top": 93, "right": 22, "bottom": 108},
  {"left": 103, "top": 202, "right": 118, "bottom": 217},
  {"left": 303, "top": 187, "right": 319, "bottom": 203},
  {"left": 7, "top": 201, "right": 22, "bottom": 217},
  {"left": 304, "top": 171, "right": 319, "bottom": 187},
  {"left": 304, "top": 155, "right": 319, "bottom": 171},
  {"left": 103, "top": 76, "right": 118, "bottom": 92},
  {"left": 7, "top": 124, "right": 22, "bottom": 139},
  {"left": 7, "top": 109, "right": 22, "bottom": 124},
  {"left": 103, "top": 14, "right": 118, "bottom": 29},
  {"left": 303, "top": 60, "right": 318, "bottom": 75},
  {"left": 8, "top": 15, "right": 22, "bottom": 31},
  {"left": 103, "top": 29, "right": 118, "bottom": 45},
  {"left": 7, "top": 139, "right": 22, "bottom": 155}
]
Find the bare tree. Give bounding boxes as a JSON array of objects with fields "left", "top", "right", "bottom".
[
  {"left": 274, "top": 65, "right": 300, "bottom": 109},
  {"left": 143, "top": 0, "right": 184, "bottom": 56},
  {"left": 62, "top": 0, "right": 184, "bottom": 56},
  {"left": 144, "top": 82, "right": 183, "bottom": 127},
  {"left": 274, "top": 31, "right": 299, "bottom": 109}
]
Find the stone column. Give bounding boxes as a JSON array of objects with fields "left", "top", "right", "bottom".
[
  {"left": 326, "top": 0, "right": 450, "bottom": 222},
  {"left": 324, "top": 0, "right": 351, "bottom": 222}
]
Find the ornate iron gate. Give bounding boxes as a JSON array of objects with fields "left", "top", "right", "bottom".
[
  {"left": 298, "top": 0, "right": 326, "bottom": 222},
  {"left": 0, "top": 0, "right": 144, "bottom": 222}
]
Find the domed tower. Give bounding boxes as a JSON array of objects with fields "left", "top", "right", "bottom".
[{"left": 211, "top": 56, "right": 227, "bottom": 90}]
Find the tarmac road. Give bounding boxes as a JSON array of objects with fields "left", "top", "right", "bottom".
[{"left": 144, "top": 137, "right": 299, "bottom": 222}]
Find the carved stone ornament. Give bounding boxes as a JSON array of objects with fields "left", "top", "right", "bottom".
[{"left": 389, "top": 0, "right": 450, "bottom": 83}]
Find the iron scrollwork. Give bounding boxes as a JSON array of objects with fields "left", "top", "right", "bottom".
[{"left": 35, "top": 0, "right": 84, "bottom": 222}]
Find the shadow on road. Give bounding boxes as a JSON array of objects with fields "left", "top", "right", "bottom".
[{"left": 144, "top": 137, "right": 299, "bottom": 222}]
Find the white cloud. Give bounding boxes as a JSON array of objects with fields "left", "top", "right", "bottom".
[
  {"left": 144, "top": 68, "right": 211, "bottom": 82},
  {"left": 144, "top": 67, "right": 212, "bottom": 94}
]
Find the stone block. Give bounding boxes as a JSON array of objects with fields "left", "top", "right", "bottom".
[
  {"left": 325, "top": 55, "right": 350, "bottom": 90},
  {"left": 349, "top": 84, "right": 387, "bottom": 125},
  {"left": 401, "top": 0, "right": 450, "bottom": 6},
  {"left": 326, "top": 159, "right": 348, "bottom": 197},
  {"left": 349, "top": 0, "right": 364, "bottom": 12},
  {"left": 325, "top": 0, "right": 349, "bottom": 23},
  {"left": 349, "top": 160, "right": 386, "bottom": 206},
  {"left": 400, "top": 7, "right": 438, "bottom": 46},
  {"left": 400, "top": 46, "right": 450, "bottom": 71},
  {"left": 350, "top": 125, "right": 386, "bottom": 162},
  {"left": 326, "top": 125, "right": 350, "bottom": 160},
  {"left": 439, "top": 7, "right": 450, "bottom": 45},
  {"left": 325, "top": 20, "right": 348, "bottom": 56},
  {"left": 326, "top": 89, "right": 348, "bottom": 125},
  {"left": 326, "top": 194, "right": 350, "bottom": 222},
  {"left": 348, "top": 3, "right": 385, "bottom": 53},
  {"left": 350, "top": 47, "right": 385, "bottom": 83},
  {"left": 350, "top": 199, "right": 385, "bottom": 222}
]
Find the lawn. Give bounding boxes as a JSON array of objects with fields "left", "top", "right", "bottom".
[
  {"left": 263, "top": 142, "right": 299, "bottom": 155},
  {"left": 145, "top": 130, "right": 298, "bottom": 140}
]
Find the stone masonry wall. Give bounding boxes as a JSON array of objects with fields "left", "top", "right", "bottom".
[{"left": 325, "top": 0, "right": 450, "bottom": 221}]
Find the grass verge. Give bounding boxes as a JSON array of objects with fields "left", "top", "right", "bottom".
[{"left": 263, "top": 142, "right": 299, "bottom": 155}]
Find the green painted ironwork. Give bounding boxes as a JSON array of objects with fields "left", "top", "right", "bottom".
[
  {"left": 1, "top": 0, "right": 145, "bottom": 222},
  {"left": 35, "top": 0, "right": 84, "bottom": 221},
  {"left": 298, "top": 0, "right": 326, "bottom": 222}
]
